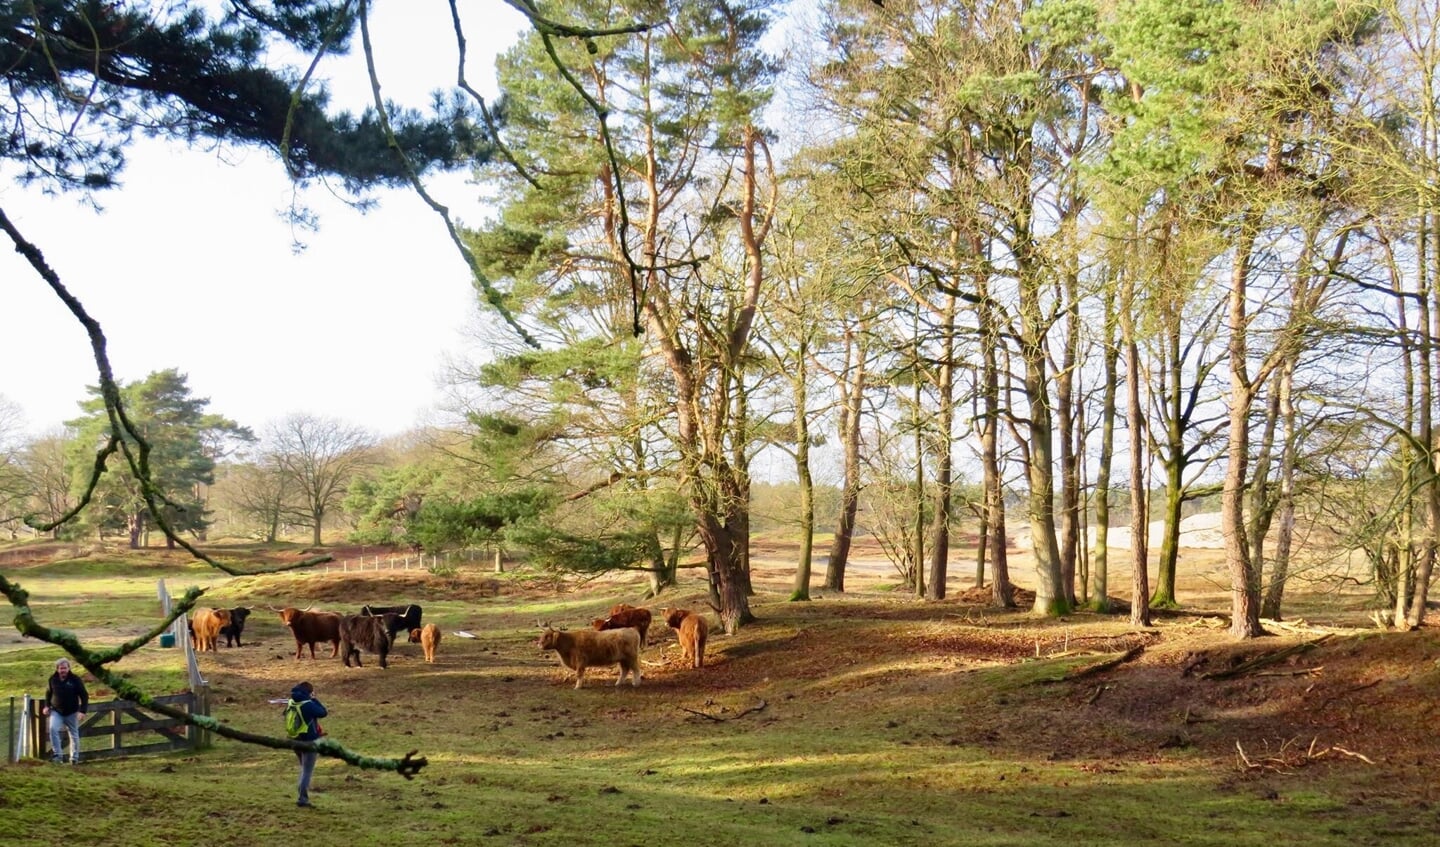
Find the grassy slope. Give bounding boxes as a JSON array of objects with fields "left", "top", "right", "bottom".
[{"left": 1, "top": 546, "right": 1437, "bottom": 846}]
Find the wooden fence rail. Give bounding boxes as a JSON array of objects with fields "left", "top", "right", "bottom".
[{"left": 15, "top": 689, "right": 208, "bottom": 762}]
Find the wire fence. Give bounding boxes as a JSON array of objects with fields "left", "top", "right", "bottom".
[{"left": 292, "top": 548, "right": 497, "bottom": 576}]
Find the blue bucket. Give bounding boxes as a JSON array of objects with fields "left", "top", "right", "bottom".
[{"left": 159, "top": 633, "right": 176, "bottom": 648}]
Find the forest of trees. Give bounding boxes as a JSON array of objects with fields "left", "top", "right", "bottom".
[
  {"left": 431, "top": 0, "right": 1440, "bottom": 639},
  {"left": 6, "top": 0, "right": 1440, "bottom": 650}
]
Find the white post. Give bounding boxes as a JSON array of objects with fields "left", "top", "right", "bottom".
[{"left": 18, "top": 695, "right": 31, "bottom": 761}]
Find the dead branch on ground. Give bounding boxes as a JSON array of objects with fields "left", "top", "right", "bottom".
[
  {"left": 1034, "top": 646, "right": 1146, "bottom": 684},
  {"left": 1201, "top": 635, "right": 1333, "bottom": 680},
  {"left": 1250, "top": 666, "right": 1324, "bottom": 678},
  {"left": 679, "top": 699, "right": 768, "bottom": 722},
  {"left": 1235, "top": 736, "right": 1375, "bottom": 773},
  {"left": 1061, "top": 646, "right": 1145, "bottom": 682},
  {"left": 1314, "top": 677, "right": 1383, "bottom": 712}
]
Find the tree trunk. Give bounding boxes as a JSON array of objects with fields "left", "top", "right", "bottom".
[
  {"left": 974, "top": 509, "right": 988, "bottom": 590},
  {"left": 1121, "top": 254, "right": 1151, "bottom": 627},
  {"left": 1408, "top": 199, "right": 1440, "bottom": 628},
  {"left": 1090, "top": 285, "right": 1119, "bottom": 612},
  {"left": 926, "top": 294, "right": 957, "bottom": 601},
  {"left": 700, "top": 508, "right": 755, "bottom": 634},
  {"left": 979, "top": 274, "right": 1012, "bottom": 607},
  {"left": 1247, "top": 377, "right": 1282, "bottom": 580},
  {"left": 1057, "top": 281, "right": 1080, "bottom": 606},
  {"left": 1016, "top": 275, "right": 1064, "bottom": 611},
  {"left": 1223, "top": 219, "right": 1265, "bottom": 639},
  {"left": 990, "top": 511, "right": 1012, "bottom": 607},
  {"left": 792, "top": 340, "right": 815, "bottom": 602},
  {"left": 1153, "top": 462, "right": 1183, "bottom": 608},
  {"left": 1152, "top": 318, "right": 1185, "bottom": 607},
  {"left": 912, "top": 338, "right": 925, "bottom": 599},
  {"left": 1261, "top": 357, "right": 1297, "bottom": 619},
  {"left": 1126, "top": 334, "right": 1151, "bottom": 628},
  {"left": 792, "top": 469, "right": 814, "bottom": 601},
  {"left": 826, "top": 324, "right": 865, "bottom": 593},
  {"left": 733, "top": 384, "right": 755, "bottom": 598}
]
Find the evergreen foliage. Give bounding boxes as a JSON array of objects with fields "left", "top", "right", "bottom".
[
  {"left": 2, "top": 1, "right": 492, "bottom": 192},
  {"left": 406, "top": 488, "right": 554, "bottom": 551},
  {"left": 64, "top": 369, "right": 251, "bottom": 544}
]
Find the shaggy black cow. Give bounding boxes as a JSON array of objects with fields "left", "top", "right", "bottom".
[
  {"left": 359, "top": 603, "right": 423, "bottom": 639},
  {"left": 339, "top": 614, "right": 394, "bottom": 669},
  {"left": 219, "top": 606, "right": 252, "bottom": 647}
]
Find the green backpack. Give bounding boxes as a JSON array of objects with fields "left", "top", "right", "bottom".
[{"left": 283, "top": 699, "right": 306, "bottom": 738}]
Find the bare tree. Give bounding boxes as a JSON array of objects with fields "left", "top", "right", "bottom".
[
  {"left": 269, "top": 414, "right": 375, "bottom": 546},
  {"left": 17, "top": 430, "right": 75, "bottom": 538},
  {"left": 219, "top": 457, "right": 293, "bottom": 543},
  {"left": 0, "top": 396, "right": 26, "bottom": 531}
]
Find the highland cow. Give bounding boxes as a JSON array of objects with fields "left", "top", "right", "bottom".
[
  {"left": 591, "top": 604, "right": 652, "bottom": 646},
  {"left": 408, "top": 623, "right": 442, "bottom": 663},
  {"left": 340, "top": 614, "right": 394, "bottom": 669},
  {"left": 274, "top": 607, "right": 343, "bottom": 660},
  {"left": 664, "top": 607, "right": 709, "bottom": 669},
  {"left": 359, "top": 603, "right": 423, "bottom": 639},
  {"left": 190, "top": 607, "right": 231, "bottom": 653},
  {"left": 219, "top": 606, "right": 252, "bottom": 647},
  {"left": 538, "top": 626, "right": 641, "bottom": 689}
]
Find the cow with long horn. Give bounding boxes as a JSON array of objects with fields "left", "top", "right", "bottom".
[{"left": 274, "top": 607, "right": 342, "bottom": 660}]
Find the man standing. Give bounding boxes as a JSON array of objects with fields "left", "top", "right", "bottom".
[
  {"left": 42, "top": 658, "right": 88, "bottom": 764},
  {"left": 288, "top": 681, "right": 328, "bottom": 807}
]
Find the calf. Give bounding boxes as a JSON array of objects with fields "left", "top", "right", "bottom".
[
  {"left": 219, "top": 606, "right": 252, "bottom": 647},
  {"left": 538, "top": 627, "right": 641, "bottom": 689},
  {"left": 340, "top": 614, "right": 393, "bottom": 669},
  {"left": 664, "top": 607, "right": 709, "bottom": 669},
  {"left": 190, "top": 607, "right": 231, "bottom": 652},
  {"left": 274, "top": 607, "right": 343, "bottom": 660},
  {"left": 408, "top": 624, "right": 442, "bottom": 663},
  {"left": 360, "top": 603, "right": 423, "bottom": 639},
  {"left": 592, "top": 604, "right": 652, "bottom": 646}
]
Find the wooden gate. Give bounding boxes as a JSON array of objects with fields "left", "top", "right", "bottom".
[{"left": 20, "top": 689, "right": 209, "bottom": 762}]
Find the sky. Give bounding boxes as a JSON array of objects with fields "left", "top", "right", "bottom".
[{"left": 1, "top": 3, "right": 529, "bottom": 441}]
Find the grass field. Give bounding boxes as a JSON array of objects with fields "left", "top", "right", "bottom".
[{"left": 1, "top": 539, "right": 1437, "bottom": 846}]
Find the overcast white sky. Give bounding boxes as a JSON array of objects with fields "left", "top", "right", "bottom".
[{"left": 1, "top": 3, "right": 527, "bottom": 440}]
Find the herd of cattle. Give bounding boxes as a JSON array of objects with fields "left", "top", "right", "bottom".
[{"left": 187, "top": 601, "right": 709, "bottom": 687}]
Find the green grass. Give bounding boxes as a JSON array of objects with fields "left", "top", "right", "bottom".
[{"left": 1, "top": 552, "right": 1437, "bottom": 846}]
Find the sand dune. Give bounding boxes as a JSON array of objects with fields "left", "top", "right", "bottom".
[{"left": 1013, "top": 511, "right": 1226, "bottom": 550}]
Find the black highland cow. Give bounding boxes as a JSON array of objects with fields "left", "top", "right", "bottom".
[{"left": 340, "top": 614, "right": 394, "bottom": 669}]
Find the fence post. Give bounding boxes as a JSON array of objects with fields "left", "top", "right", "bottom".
[
  {"left": 190, "top": 685, "right": 211, "bottom": 748},
  {"left": 23, "top": 695, "right": 41, "bottom": 760}
]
